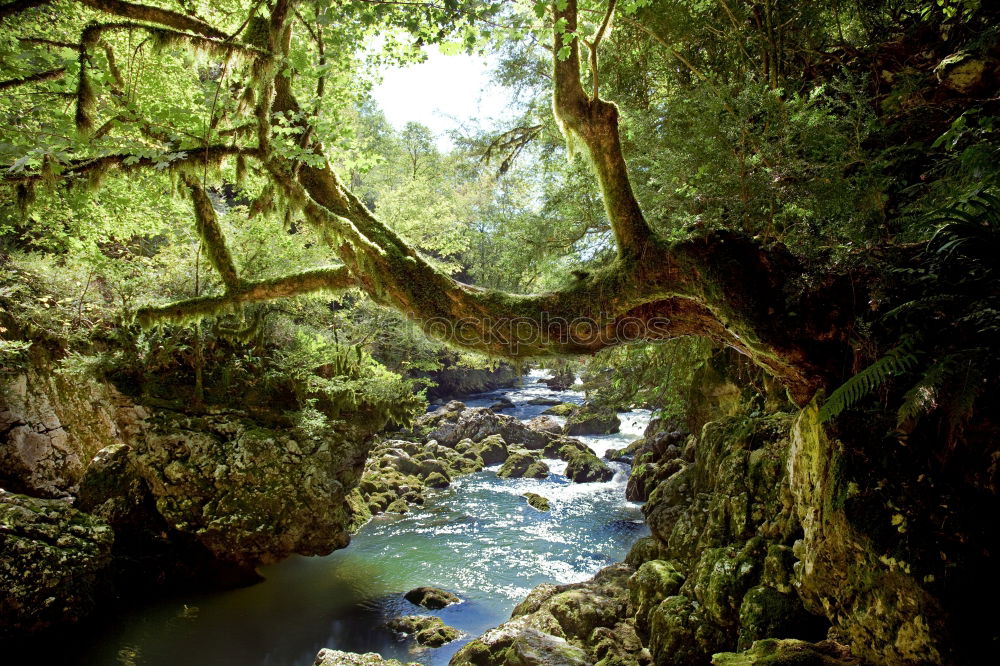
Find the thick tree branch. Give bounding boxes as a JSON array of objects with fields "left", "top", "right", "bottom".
[
  {"left": 0, "top": 67, "right": 65, "bottom": 90},
  {"left": 586, "top": 0, "right": 617, "bottom": 99},
  {"left": 3, "top": 145, "right": 258, "bottom": 184},
  {"left": 135, "top": 267, "right": 356, "bottom": 326},
  {"left": 183, "top": 174, "right": 242, "bottom": 290},
  {"left": 552, "top": 0, "right": 652, "bottom": 259},
  {"left": 0, "top": 0, "right": 49, "bottom": 20},
  {"left": 77, "top": 0, "right": 226, "bottom": 39}
]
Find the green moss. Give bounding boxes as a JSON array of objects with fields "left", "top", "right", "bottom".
[{"left": 523, "top": 492, "right": 551, "bottom": 511}]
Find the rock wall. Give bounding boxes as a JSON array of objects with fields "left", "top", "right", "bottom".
[
  {"left": 457, "top": 346, "right": 999, "bottom": 664},
  {"left": 0, "top": 360, "right": 146, "bottom": 498},
  {"left": 0, "top": 352, "right": 388, "bottom": 633},
  {"left": 418, "top": 358, "right": 519, "bottom": 402},
  {"left": 0, "top": 489, "right": 113, "bottom": 636},
  {"left": 789, "top": 403, "right": 951, "bottom": 664}
]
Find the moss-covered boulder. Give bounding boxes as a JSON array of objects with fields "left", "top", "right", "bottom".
[
  {"left": 451, "top": 622, "right": 591, "bottom": 666},
  {"left": 648, "top": 594, "right": 728, "bottom": 664},
  {"left": 475, "top": 434, "right": 509, "bottom": 465},
  {"left": 452, "top": 564, "right": 640, "bottom": 666},
  {"left": 424, "top": 471, "right": 451, "bottom": 488},
  {"left": 563, "top": 450, "right": 614, "bottom": 483},
  {"left": 0, "top": 490, "right": 113, "bottom": 635},
  {"left": 542, "top": 402, "right": 578, "bottom": 416},
  {"left": 627, "top": 559, "right": 686, "bottom": 634},
  {"left": 135, "top": 410, "right": 378, "bottom": 567},
  {"left": 523, "top": 492, "right": 551, "bottom": 511},
  {"left": 388, "top": 615, "right": 462, "bottom": 647},
  {"left": 498, "top": 451, "right": 550, "bottom": 479},
  {"left": 404, "top": 585, "right": 460, "bottom": 609},
  {"left": 562, "top": 405, "right": 621, "bottom": 436},
  {"left": 314, "top": 649, "right": 420, "bottom": 666},
  {"left": 712, "top": 638, "right": 861, "bottom": 665}
]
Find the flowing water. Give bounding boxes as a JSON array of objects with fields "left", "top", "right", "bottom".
[{"left": 53, "top": 372, "right": 650, "bottom": 666}]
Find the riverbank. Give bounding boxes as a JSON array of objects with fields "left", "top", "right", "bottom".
[{"left": 3, "top": 372, "right": 649, "bottom": 665}]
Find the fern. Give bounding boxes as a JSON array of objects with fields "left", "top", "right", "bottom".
[{"left": 819, "top": 337, "right": 919, "bottom": 423}]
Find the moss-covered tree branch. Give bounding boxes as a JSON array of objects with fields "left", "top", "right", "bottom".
[
  {"left": 552, "top": 0, "right": 652, "bottom": 260},
  {"left": 5, "top": 0, "right": 853, "bottom": 406},
  {"left": 76, "top": 0, "right": 227, "bottom": 39},
  {"left": 183, "top": 174, "right": 242, "bottom": 291},
  {"left": 0, "top": 67, "right": 65, "bottom": 90},
  {"left": 135, "top": 266, "right": 356, "bottom": 327},
  {"left": 2, "top": 145, "right": 259, "bottom": 185}
]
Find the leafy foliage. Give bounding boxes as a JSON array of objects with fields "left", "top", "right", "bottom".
[{"left": 821, "top": 193, "right": 1000, "bottom": 439}]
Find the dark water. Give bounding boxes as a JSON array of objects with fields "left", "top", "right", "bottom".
[{"left": 50, "top": 372, "right": 650, "bottom": 666}]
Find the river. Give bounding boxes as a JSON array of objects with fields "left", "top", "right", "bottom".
[{"left": 59, "top": 372, "right": 650, "bottom": 666}]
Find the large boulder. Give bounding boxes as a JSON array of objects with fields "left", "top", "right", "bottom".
[
  {"left": 562, "top": 406, "right": 621, "bottom": 436},
  {"left": 76, "top": 443, "right": 157, "bottom": 530},
  {"left": 498, "top": 452, "right": 549, "bottom": 479},
  {"left": 526, "top": 415, "right": 562, "bottom": 435},
  {"left": 0, "top": 490, "right": 113, "bottom": 635},
  {"left": 0, "top": 365, "right": 147, "bottom": 499},
  {"left": 404, "top": 585, "right": 461, "bottom": 609},
  {"left": 416, "top": 403, "right": 550, "bottom": 450},
  {"left": 135, "top": 410, "right": 375, "bottom": 567},
  {"left": 451, "top": 564, "right": 640, "bottom": 666},
  {"left": 563, "top": 450, "right": 614, "bottom": 483},
  {"left": 475, "top": 434, "right": 510, "bottom": 465},
  {"left": 314, "top": 649, "right": 419, "bottom": 666},
  {"left": 388, "top": 615, "right": 461, "bottom": 646},
  {"left": 627, "top": 559, "right": 685, "bottom": 634}
]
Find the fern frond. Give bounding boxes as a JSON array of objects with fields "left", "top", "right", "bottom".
[{"left": 820, "top": 338, "right": 919, "bottom": 423}]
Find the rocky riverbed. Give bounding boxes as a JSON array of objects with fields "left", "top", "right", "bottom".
[{"left": 2, "top": 371, "right": 651, "bottom": 665}]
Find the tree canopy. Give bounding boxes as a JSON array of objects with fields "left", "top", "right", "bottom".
[{"left": 2, "top": 0, "right": 998, "bottom": 407}]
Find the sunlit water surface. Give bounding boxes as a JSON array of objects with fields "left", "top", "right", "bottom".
[{"left": 51, "top": 372, "right": 650, "bottom": 666}]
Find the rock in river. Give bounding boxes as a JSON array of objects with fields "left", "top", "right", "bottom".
[
  {"left": 523, "top": 492, "right": 551, "bottom": 511},
  {"left": 489, "top": 397, "right": 516, "bottom": 411},
  {"left": 314, "top": 649, "right": 419, "bottom": 666},
  {"left": 562, "top": 405, "right": 622, "bottom": 436},
  {"left": 387, "top": 615, "right": 462, "bottom": 646},
  {"left": 404, "top": 585, "right": 461, "bottom": 609},
  {"left": 526, "top": 415, "right": 562, "bottom": 435},
  {"left": 498, "top": 451, "right": 550, "bottom": 479},
  {"left": 563, "top": 449, "right": 614, "bottom": 483}
]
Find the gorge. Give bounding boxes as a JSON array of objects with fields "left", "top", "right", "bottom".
[{"left": 3, "top": 0, "right": 1000, "bottom": 664}]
